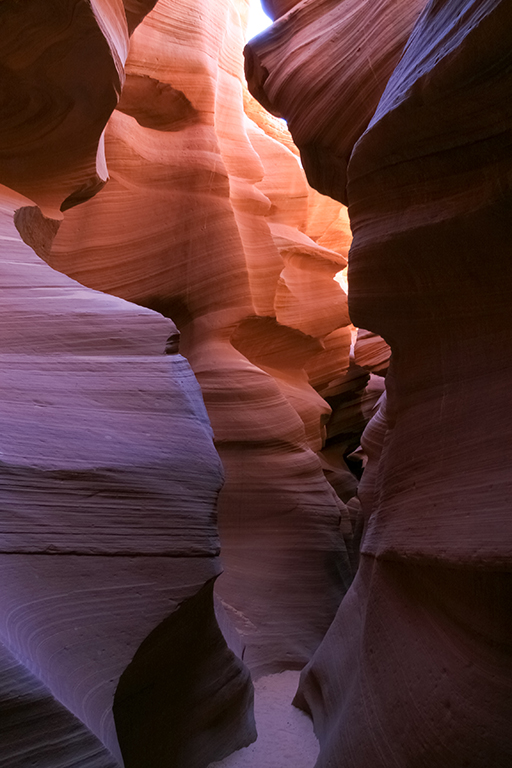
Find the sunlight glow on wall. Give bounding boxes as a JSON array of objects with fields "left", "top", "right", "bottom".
[{"left": 334, "top": 268, "right": 349, "bottom": 296}]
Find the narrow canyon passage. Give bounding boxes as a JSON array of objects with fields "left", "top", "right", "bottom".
[{"left": 1, "top": 0, "right": 511, "bottom": 767}]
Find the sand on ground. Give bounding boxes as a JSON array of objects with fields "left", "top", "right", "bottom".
[{"left": 208, "top": 670, "right": 319, "bottom": 768}]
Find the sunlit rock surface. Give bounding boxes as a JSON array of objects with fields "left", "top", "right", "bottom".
[
  {"left": 0, "top": 3, "right": 256, "bottom": 767},
  {"left": 44, "top": 0, "right": 356, "bottom": 677}
]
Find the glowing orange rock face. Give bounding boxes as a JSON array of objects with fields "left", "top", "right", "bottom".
[
  {"left": 0, "top": 1, "right": 360, "bottom": 766},
  {"left": 44, "top": 0, "right": 357, "bottom": 679}
]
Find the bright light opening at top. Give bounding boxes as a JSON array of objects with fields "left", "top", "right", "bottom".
[
  {"left": 246, "top": 0, "right": 273, "bottom": 41},
  {"left": 243, "top": 1, "right": 349, "bottom": 299}
]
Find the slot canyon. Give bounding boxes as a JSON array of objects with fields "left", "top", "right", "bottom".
[{"left": 0, "top": 1, "right": 510, "bottom": 766}]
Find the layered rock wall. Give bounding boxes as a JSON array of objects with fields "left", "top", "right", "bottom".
[
  {"left": 0, "top": 3, "right": 258, "bottom": 766},
  {"left": 249, "top": 0, "right": 512, "bottom": 765},
  {"left": 246, "top": 0, "right": 426, "bottom": 204},
  {"left": 0, "top": 0, "right": 362, "bottom": 766},
  {"left": 44, "top": 0, "right": 356, "bottom": 676}
]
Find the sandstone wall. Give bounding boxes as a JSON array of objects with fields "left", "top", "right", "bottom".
[
  {"left": 44, "top": 0, "right": 356, "bottom": 677},
  {"left": 248, "top": 0, "right": 512, "bottom": 765},
  {"left": 0, "top": 3, "right": 256, "bottom": 766},
  {"left": 0, "top": 1, "right": 364, "bottom": 766}
]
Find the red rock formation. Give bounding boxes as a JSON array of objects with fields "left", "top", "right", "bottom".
[
  {"left": 245, "top": 0, "right": 426, "bottom": 204},
  {"left": 42, "top": 0, "right": 355, "bottom": 678},
  {"left": 1, "top": 0, "right": 377, "bottom": 765},
  {"left": 0, "top": 3, "right": 255, "bottom": 767},
  {"left": 273, "top": 0, "right": 512, "bottom": 764},
  {"left": 2, "top": 0, "right": 416, "bottom": 764},
  {"left": 0, "top": 0, "right": 126, "bottom": 213},
  {"left": 353, "top": 329, "right": 390, "bottom": 375}
]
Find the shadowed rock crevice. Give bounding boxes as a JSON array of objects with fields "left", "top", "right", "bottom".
[
  {"left": 0, "top": 0, "right": 122, "bottom": 210},
  {"left": 14, "top": 206, "right": 61, "bottom": 261},
  {"left": 122, "top": 0, "right": 160, "bottom": 34},
  {"left": 114, "top": 579, "right": 256, "bottom": 768},
  {"left": 117, "top": 75, "right": 200, "bottom": 131}
]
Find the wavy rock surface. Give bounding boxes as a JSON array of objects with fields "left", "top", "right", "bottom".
[
  {"left": 1, "top": 186, "right": 254, "bottom": 768},
  {"left": 293, "top": 0, "right": 512, "bottom": 765},
  {"left": 0, "top": 640, "right": 119, "bottom": 768},
  {"left": 1, "top": 0, "right": 398, "bottom": 764},
  {"left": 245, "top": 0, "right": 426, "bottom": 204},
  {"left": 0, "top": 3, "right": 255, "bottom": 766},
  {"left": 0, "top": 0, "right": 128, "bottom": 213},
  {"left": 353, "top": 329, "right": 390, "bottom": 375},
  {"left": 41, "top": 0, "right": 356, "bottom": 679}
]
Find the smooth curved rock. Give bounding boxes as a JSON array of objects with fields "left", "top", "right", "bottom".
[
  {"left": 245, "top": 0, "right": 426, "bottom": 203},
  {"left": 43, "top": 0, "right": 354, "bottom": 676},
  {"left": 0, "top": 2, "right": 257, "bottom": 765},
  {"left": 353, "top": 329, "right": 390, "bottom": 375},
  {"left": 296, "top": 0, "right": 512, "bottom": 764},
  {"left": 0, "top": 0, "right": 391, "bottom": 763},
  {"left": 0, "top": 184, "right": 254, "bottom": 767},
  {"left": 0, "top": 640, "right": 119, "bottom": 768},
  {"left": 0, "top": 0, "right": 127, "bottom": 212},
  {"left": 260, "top": 0, "right": 300, "bottom": 19}
]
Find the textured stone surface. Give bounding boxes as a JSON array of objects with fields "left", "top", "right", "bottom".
[
  {"left": 0, "top": 3, "right": 258, "bottom": 766},
  {"left": 0, "top": 0, "right": 126, "bottom": 212},
  {"left": 290, "top": 0, "right": 512, "bottom": 765},
  {"left": 0, "top": 0, "right": 440, "bottom": 768},
  {"left": 0, "top": 180, "right": 254, "bottom": 767},
  {"left": 0, "top": 640, "right": 119, "bottom": 768},
  {"left": 0, "top": 0, "right": 372, "bottom": 765},
  {"left": 245, "top": 0, "right": 426, "bottom": 204},
  {"left": 353, "top": 329, "right": 390, "bottom": 375},
  {"left": 43, "top": 0, "right": 355, "bottom": 677}
]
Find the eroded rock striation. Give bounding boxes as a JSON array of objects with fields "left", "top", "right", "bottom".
[
  {"left": 245, "top": 0, "right": 426, "bottom": 204},
  {"left": 0, "top": 0, "right": 368, "bottom": 766},
  {"left": 0, "top": 2, "right": 259, "bottom": 766},
  {"left": 250, "top": 0, "right": 512, "bottom": 765},
  {"left": 43, "top": 0, "right": 357, "bottom": 677},
  {"left": 5, "top": 0, "right": 497, "bottom": 764},
  {"left": 3, "top": 190, "right": 255, "bottom": 768}
]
